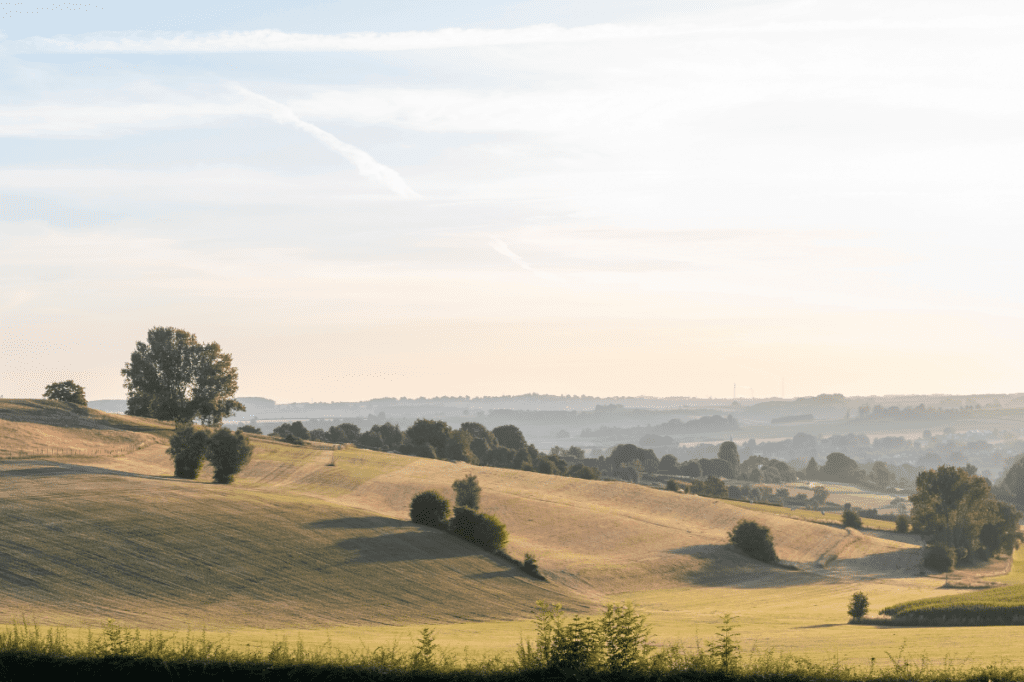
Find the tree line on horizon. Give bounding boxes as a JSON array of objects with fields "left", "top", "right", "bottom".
[{"left": 267, "top": 418, "right": 602, "bottom": 480}]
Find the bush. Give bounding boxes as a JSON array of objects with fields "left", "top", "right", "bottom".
[
  {"left": 409, "top": 490, "right": 451, "bottom": 528},
  {"left": 167, "top": 424, "right": 209, "bottom": 479},
  {"left": 847, "top": 591, "right": 869, "bottom": 620},
  {"left": 924, "top": 542, "right": 957, "bottom": 573},
  {"left": 842, "top": 509, "right": 863, "bottom": 529},
  {"left": 895, "top": 514, "right": 911, "bottom": 533},
  {"left": 237, "top": 425, "right": 261, "bottom": 434},
  {"left": 452, "top": 474, "right": 481, "bottom": 510},
  {"left": 282, "top": 432, "right": 303, "bottom": 445},
  {"left": 517, "top": 601, "right": 653, "bottom": 673},
  {"left": 666, "top": 480, "right": 680, "bottom": 492},
  {"left": 728, "top": 520, "right": 778, "bottom": 564},
  {"left": 206, "top": 428, "right": 254, "bottom": 484},
  {"left": 523, "top": 553, "right": 541, "bottom": 578},
  {"left": 449, "top": 507, "right": 508, "bottom": 553}
]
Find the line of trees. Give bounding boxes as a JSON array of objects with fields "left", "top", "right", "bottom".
[{"left": 273, "top": 418, "right": 600, "bottom": 480}]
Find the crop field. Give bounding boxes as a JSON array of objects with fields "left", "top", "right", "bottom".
[
  {"left": 879, "top": 583, "right": 1024, "bottom": 624},
  {"left": 2, "top": 399, "right": 1023, "bottom": 669}
]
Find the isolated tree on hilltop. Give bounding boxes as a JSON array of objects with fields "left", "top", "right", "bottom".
[
  {"left": 121, "top": 327, "right": 244, "bottom": 426},
  {"left": 43, "top": 380, "right": 87, "bottom": 406}
]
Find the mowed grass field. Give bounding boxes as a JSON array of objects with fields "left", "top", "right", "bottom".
[{"left": 2, "top": 399, "right": 1022, "bottom": 667}]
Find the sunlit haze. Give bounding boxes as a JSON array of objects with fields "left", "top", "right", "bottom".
[{"left": 2, "top": 0, "right": 1022, "bottom": 402}]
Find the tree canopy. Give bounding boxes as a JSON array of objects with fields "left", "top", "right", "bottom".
[
  {"left": 910, "top": 465, "right": 1023, "bottom": 563},
  {"left": 43, "top": 380, "right": 87, "bottom": 406},
  {"left": 121, "top": 327, "right": 244, "bottom": 425},
  {"left": 717, "top": 441, "right": 740, "bottom": 467}
]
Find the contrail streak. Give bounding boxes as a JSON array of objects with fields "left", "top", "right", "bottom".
[{"left": 230, "top": 84, "right": 420, "bottom": 199}]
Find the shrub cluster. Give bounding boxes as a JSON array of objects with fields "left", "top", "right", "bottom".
[
  {"left": 516, "top": 602, "right": 654, "bottom": 673},
  {"left": 728, "top": 520, "right": 778, "bottom": 564},
  {"left": 167, "top": 424, "right": 253, "bottom": 484},
  {"left": 409, "top": 476, "right": 534, "bottom": 578}
]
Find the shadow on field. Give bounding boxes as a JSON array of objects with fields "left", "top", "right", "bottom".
[
  {"left": 823, "top": 546, "right": 923, "bottom": 580},
  {"left": 671, "top": 544, "right": 827, "bottom": 588},
  {"left": 468, "top": 568, "right": 522, "bottom": 579},
  {"left": 331, "top": 530, "right": 478, "bottom": 564},
  {"left": 0, "top": 461, "right": 166, "bottom": 481},
  {"left": 306, "top": 516, "right": 410, "bottom": 530}
]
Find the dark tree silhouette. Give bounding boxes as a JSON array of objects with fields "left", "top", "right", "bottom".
[
  {"left": 43, "top": 380, "right": 87, "bottom": 406},
  {"left": 122, "top": 327, "right": 243, "bottom": 426}
]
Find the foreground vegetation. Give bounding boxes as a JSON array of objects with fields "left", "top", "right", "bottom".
[{"left": 6, "top": 610, "right": 1024, "bottom": 681}]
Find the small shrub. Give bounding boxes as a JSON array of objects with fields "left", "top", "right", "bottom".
[
  {"left": 452, "top": 474, "right": 481, "bottom": 510},
  {"left": 842, "top": 509, "right": 863, "bottom": 529},
  {"left": 895, "top": 514, "right": 910, "bottom": 533},
  {"left": 923, "top": 543, "right": 956, "bottom": 573},
  {"left": 708, "top": 614, "right": 740, "bottom": 672},
  {"left": 517, "top": 601, "right": 652, "bottom": 673},
  {"left": 410, "top": 490, "right": 451, "bottom": 528},
  {"left": 666, "top": 479, "right": 680, "bottom": 492},
  {"left": 600, "top": 602, "right": 654, "bottom": 673},
  {"left": 847, "top": 591, "right": 869, "bottom": 620},
  {"left": 728, "top": 520, "right": 778, "bottom": 564},
  {"left": 237, "top": 425, "right": 261, "bottom": 434},
  {"left": 282, "top": 432, "right": 303, "bottom": 445},
  {"left": 167, "top": 424, "right": 209, "bottom": 479},
  {"left": 450, "top": 507, "right": 508, "bottom": 553},
  {"left": 206, "top": 428, "right": 254, "bottom": 484},
  {"left": 523, "top": 553, "right": 541, "bottom": 578}
]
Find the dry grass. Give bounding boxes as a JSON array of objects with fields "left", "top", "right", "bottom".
[{"left": 2, "top": 399, "right": 1012, "bottom": 667}]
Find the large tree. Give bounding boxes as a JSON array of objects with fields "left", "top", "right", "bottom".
[
  {"left": 43, "top": 380, "right": 87, "bottom": 406},
  {"left": 121, "top": 327, "right": 244, "bottom": 425},
  {"left": 911, "top": 465, "right": 1022, "bottom": 561}
]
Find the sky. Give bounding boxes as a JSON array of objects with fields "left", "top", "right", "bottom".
[{"left": 1, "top": 0, "right": 1023, "bottom": 403}]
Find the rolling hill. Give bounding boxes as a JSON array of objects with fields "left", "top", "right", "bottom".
[{"left": 0, "top": 399, "right": 923, "bottom": 634}]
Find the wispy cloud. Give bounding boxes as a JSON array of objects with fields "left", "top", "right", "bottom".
[
  {"left": 230, "top": 84, "right": 420, "bottom": 199},
  {"left": 488, "top": 237, "right": 533, "bottom": 271},
  {"left": 13, "top": 24, "right": 683, "bottom": 54},
  {"left": 11, "top": 7, "right": 1024, "bottom": 55}
]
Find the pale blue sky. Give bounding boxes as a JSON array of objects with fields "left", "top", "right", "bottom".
[{"left": 2, "top": 0, "right": 1023, "bottom": 402}]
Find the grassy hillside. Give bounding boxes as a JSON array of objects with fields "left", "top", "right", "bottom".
[
  {"left": 9, "top": 399, "right": 1019, "bottom": 666},
  {"left": 0, "top": 399, "right": 173, "bottom": 459}
]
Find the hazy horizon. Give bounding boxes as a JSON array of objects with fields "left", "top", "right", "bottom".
[{"left": 3, "top": 0, "right": 1023, "bottom": 403}]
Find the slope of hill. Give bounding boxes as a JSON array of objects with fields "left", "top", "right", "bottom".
[{"left": 0, "top": 399, "right": 922, "bottom": 633}]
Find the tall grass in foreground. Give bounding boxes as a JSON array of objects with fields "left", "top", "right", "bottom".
[{"left": 4, "top": 614, "right": 1024, "bottom": 681}]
